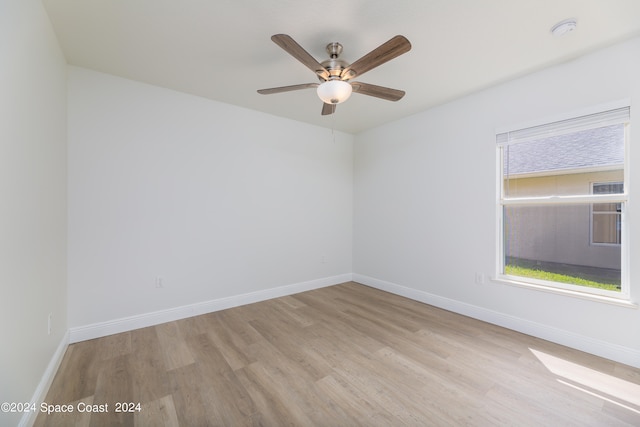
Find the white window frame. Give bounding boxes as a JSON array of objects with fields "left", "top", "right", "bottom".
[{"left": 495, "top": 103, "right": 630, "bottom": 302}]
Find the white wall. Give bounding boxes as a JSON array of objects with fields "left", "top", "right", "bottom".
[
  {"left": 354, "top": 36, "right": 640, "bottom": 365},
  {"left": 0, "top": 1, "right": 68, "bottom": 425},
  {"left": 68, "top": 67, "right": 353, "bottom": 329}
]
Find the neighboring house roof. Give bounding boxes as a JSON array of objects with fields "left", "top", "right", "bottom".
[{"left": 505, "top": 124, "right": 624, "bottom": 176}]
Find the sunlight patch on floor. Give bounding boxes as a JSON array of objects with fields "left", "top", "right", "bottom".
[{"left": 530, "top": 348, "right": 640, "bottom": 412}]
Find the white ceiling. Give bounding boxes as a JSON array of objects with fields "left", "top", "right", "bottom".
[{"left": 43, "top": 0, "right": 640, "bottom": 134}]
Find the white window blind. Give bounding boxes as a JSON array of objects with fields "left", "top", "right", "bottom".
[{"left": 497, "top": 106, "right": 630, "bottom": 146}]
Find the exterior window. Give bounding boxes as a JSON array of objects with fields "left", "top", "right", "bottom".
[
  {"left": 591, "top": 182, "right": 622, "bottom": 245},
  {"left": 497, "top": 106, "right": 629, "bottom": 298}
]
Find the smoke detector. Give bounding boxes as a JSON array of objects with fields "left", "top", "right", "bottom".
[{"left": 551, "top": 19, "right": 577, "bottom": 37}]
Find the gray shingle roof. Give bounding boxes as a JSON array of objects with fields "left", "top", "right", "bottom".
[{"left": 504, "top": 124, "right": 624, "bottom": 176}]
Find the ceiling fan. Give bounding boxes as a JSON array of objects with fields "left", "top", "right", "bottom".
[{"left": 257, "top": 34, "right": 411, "bottom": 115}]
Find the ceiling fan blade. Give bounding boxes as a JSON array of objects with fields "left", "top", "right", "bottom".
[
  {"left": 257, "top": 83, "right": 318, "bottom": 95},
  {"left": 351, "top": 82, "right": 405, "bottom": 101},
  {"left": 271, "top": 34, "right": 330, "bottom": 80},
  {"left": 340, "top": 35, "right": 411, "bottom": 80},
  {"left": 321, "top": 103, "right": 336, "bottom": 115}
]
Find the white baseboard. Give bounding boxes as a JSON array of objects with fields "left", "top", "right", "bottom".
[
  {"left": 19, "top": 330, "right": 69, "bottom": 427},
  {"left": 69, "top": 273, "right": 352, "bottom": 343},
  {"left": 353, "top": 273, "right": 640, "bottom": 369}
]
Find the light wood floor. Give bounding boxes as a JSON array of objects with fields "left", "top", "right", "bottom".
[{"left": 36, "top": 282, "right": 640, "bottom": 426}]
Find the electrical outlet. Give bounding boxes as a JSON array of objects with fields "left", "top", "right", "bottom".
[
  {"left": 48, "top": 313, "right": 52, "bottom": 335},
  {"left": 155, "top": 276, "right": 164, "bottom": 288},
  {"left": 475, "top": 273, "right": 485, "bottom": 285},
  {"left": 321, "top": 254, "right": 327, "bottom": 264}
]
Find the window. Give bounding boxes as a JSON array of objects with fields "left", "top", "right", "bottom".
[
  {"left": 591, "top": 182, "right": 623, "bottom": 245},
  {"left": 497, "top": 105, "right": 629, "bottom": 299}
]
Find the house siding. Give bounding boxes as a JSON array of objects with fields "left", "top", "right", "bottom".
[{"left": 505, "top": 170, "right": 622, "bottom": 270}]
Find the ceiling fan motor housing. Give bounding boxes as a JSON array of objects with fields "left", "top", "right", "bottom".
[{"left": 320, "top": 42, "right": 350, "bottom": 81}]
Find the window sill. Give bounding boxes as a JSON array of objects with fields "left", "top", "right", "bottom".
[{"left": 492, "top": 276, "right": 638, "bottom": 309}]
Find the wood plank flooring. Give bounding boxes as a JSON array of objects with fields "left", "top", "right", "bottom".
[{"left": 35, "top": 282, "right": 640, "bottom": 426}]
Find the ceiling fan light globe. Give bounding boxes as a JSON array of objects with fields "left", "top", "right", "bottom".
[{"left": 317, "top": 80, "right": 352, "bottom": 104}]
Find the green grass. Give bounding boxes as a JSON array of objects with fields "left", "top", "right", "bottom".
[{"left": 504, "top": 265, "right": 620, "bottom": 292}]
